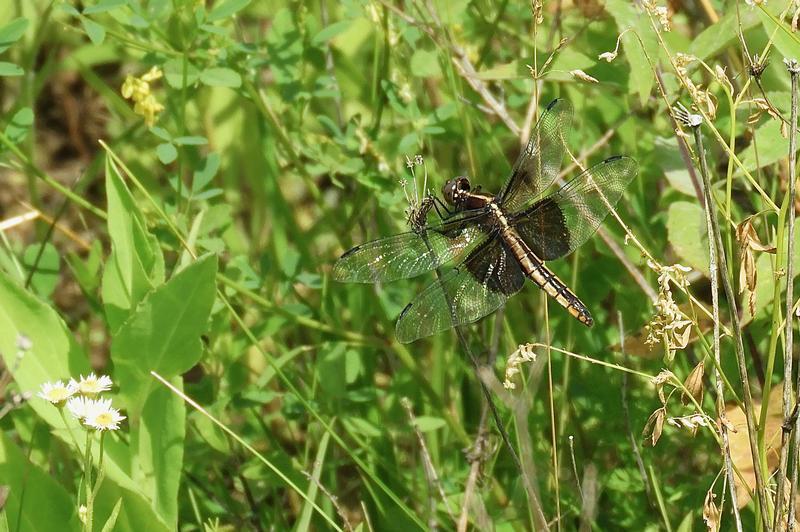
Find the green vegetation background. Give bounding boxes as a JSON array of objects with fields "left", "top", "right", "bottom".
[{"left": 2, "top": 0, "right": 799, "bottom": 530}]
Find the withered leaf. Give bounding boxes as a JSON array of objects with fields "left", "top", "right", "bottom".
[
  {"left": 643, "top": 407, "right": 666, "bottom": 447},
  {"left": 682, "top": 361, "right": 705, "bottom": 406}
]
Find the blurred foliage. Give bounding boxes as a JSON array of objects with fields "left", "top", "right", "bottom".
[{"left": 2, "top": 0, "right": 800, "bottom": 530}]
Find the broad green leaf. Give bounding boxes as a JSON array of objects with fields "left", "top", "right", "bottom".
[
  {"left": 22, "top": 243, "right": 60, "bottom": 298},
  {"left": 690, "top": 10, "right": 758, "bottom": 60},
  {"left": 80, "top": 16, "right": 106, "bottom": 45},
  {"left": 163, "top": 58, "right": 200, "bottom": 89},
  {"left": 312, "top": 19, "right": 352, "bottom": 46},
  {"left": 83, "top": 0, "right": 129, "bottom": 14},
  {"left": 199, "top": 67, "right": 242, "bottom": 88},
  {"left": 0, "top": 432, "right": 78, "bottom": 531},
  {"left": 4, "top": 107, "right": 34, "bottom": 143},
  {"left": 113, "top": 254, "right": 217, "bottom": 417},
  {"left": 193, "top": 152, "right": 220, "bottom": 191},
  {"left": 0, "top": 272, "right": 143, "bottom": 496},
  {"left": 0, "top": 271, "right": 90, "bottom": 427},
  {"left": 666, "top": 201, "right": 709, "bottom": 276},
  {"left": 101, "top": 156, "right": 165, "bottom": 332},
  {"left": 605, "top": 0, "right": 657, "bottom": 106},
  {"left": 415, "top": 416, "right": 447, "bottom": 432},
  {"left": 410, "top": 49, "right": 441, "bottom": 78},
  {"left": 758, "top": 6, "right": 800, "bottom": 64},
  {"left": 173, "top": 135, "right": 208, "bottom": 146},
  {"left": 739, "top": 119, "right": 792, "bottom": 172},
  {"left": 476, "top": 61, "right": 523, "bottom": 80},
  {"left": 0, "top": 62, "right": 23, "bottom": 76},
  {"left": 0, "top": 18, "right": 28, "bottom": 53},
  {"left": 207, "top": 0, "right": 251, "bottom": 22},
  {"left": 655, "top": 136, "right": 696, "bottom": 196},
  {"left": 156, "top": 142, "right": 177, "bottom": 164},
  {"left": 135, "top": 380, "right": 185, "bottom": 526}
]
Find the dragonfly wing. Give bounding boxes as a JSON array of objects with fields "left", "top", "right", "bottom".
[
  {"left": 395, "top": 235, "right": 525, "bottom": 343},
  {"left": 497, "top": 98, "right": 573, "bottom": 214},
  {"left": 332, "top": 209, "right": 492, "bottom": 283},
  {"left": 513, "top": 156, "right": 638, "bottom": 261}
]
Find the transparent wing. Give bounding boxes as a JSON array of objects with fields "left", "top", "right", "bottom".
[
  {"left": 497, "top": 98, "right": 573, "bottom": 214},
  {"left": 395, "top": 236, "right": 525, "bottom": 343},
  {"left": 332, "top": 209, "right": 492, "bottom": 283},
  {"left": 512, "top": 156, "right": 638, "bottom": 261}
]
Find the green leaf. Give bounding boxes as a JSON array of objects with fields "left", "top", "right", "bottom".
[
  {"left": 83, "top": 0, "right": 129, "bottom": 14},
  {"left": 0, "top": 18, "right": 28, "bottom": 53},
  {"left": 605, "top": 0, "right": 657, "bottom": 106},
  {"left": 0, "top": 62, "right": 23, "bottom": 76},
  {"left": 192, "top": 152, "right": 220, "bottom": 191},
  {"left": 163, "top": 58, "right": 200, "bottom": 89},
  {"left": 415, "top": 416, "right": 447, "bottom": 432},
  {"left": 136, "top": 381, "right": 185, "bottom": 526},
  {"left": 149, "top": 126, "right": 172, "bottom": 141},
  {"left": 113, "top": 254, "right": 217, "bottom": 417},
  {"left": 156, "top": 142, "right": 177, "bottom": 164},
  {"left": 739, "top": 119, "right": 791, "bottom": 172},
  {"left": 690, "top": 10, "right": 758, "bottom": 60},
  {"left": 22, "top": 243, "right": 60, "bottom": 298},
  {"left": 101, "top": 156, "right": 165, "bottom": 332},
  {"left": 476, "top": 60, "right": 523, "bottom": 80},
  {"left": 4, "top": 107, "right": 34, "bottom": 143},
  {"left": 666, "top": 201, "right": 709, "bottom": 276},
  {"left": 312, "top": 19, "right": 352, "bottom": 46},
  {"left": 173, "top": 135, "right": 208, "bottom": 146},
  {"left": 655, "top": 137, "right": 696, "bottom": 196},
  {"left": 757, "top": 7, "right": 800, "bottom": 63},
  {"left": 0, "top": 433, "right": 79, "bottom": 531},
  {"left": 99, "top": 499, "right": 123, "bottom": 532},
  {"left": 199, "top": 67, "right": 242, "bottom": 88},
  {"left": 207, "top": 0, "right": 251, "bottom": 22},
  {"left": 80, "top": 16, "right": 106, "bottom": 45},
  {"left": 410, "top": 49, "right": 441, "bottom": 78}
]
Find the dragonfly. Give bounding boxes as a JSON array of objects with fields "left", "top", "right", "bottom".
[{"left": 333, "top": 99, "right": 638, "bottom": 343}]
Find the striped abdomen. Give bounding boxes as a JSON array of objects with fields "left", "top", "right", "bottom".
[{"left": 501, "top": 228, "right": 594, "bottom": 327}]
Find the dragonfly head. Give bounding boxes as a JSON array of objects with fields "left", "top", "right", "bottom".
[{"left": 442, "top": 176, "right": 471, "bottom": 207}]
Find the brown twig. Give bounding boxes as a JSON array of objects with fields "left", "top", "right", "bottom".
[
  {"left": 785, "top": 58, "right": 800, "bottom": 531},
  {"left": 683, "top": 108, "right": 771, "bottom": 530},
  {"left": 672, "top": 103, "right": 743, "bottom": 530}
]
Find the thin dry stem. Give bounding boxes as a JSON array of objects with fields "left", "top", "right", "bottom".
[
  {"left": 691, "top": 119, "right": 771, "bottom": 530},
  {"left": 785, "top": 58, "right": 800, "bottom": 531}
]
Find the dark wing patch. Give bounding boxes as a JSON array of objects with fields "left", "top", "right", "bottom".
[
  {"left": 513, "top": 156, "right": 638, "bottom": 261},
  {"left": 497, "top": 98, "right": 573, "bottom": 215},
  {"left": 395, "top": 235, "right": 525, "bottom": 343}
]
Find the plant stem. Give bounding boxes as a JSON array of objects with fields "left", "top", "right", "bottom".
[
  {"left": 784, "top": 59, "right": 800, "bottom": 531},
  {"left": 692, "top": 121, "right": 772, "bottom": 530},
  {"left": 700, "top": 112, "right": 743, "bottom": 530}
]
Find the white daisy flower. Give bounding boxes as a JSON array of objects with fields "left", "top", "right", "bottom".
[
  {"left": 70, "top": 373, "right": 113, "bottom": 396},
  {"left": 38, "top": 380, "right": 77, "bottom": 405},
  {"left": 83, "top": 398, "right": 126, "bottom": 431},
  {"left": 66, "top": 396, "right": 94, "bottom": 421}
]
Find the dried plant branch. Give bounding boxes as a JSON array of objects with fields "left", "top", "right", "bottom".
[
  {"left": 673, "top": 103, "right": 743, "bottom": 531},
  {"left": 302, "top": 469, "right": 355, "bottom": 532},
  {"left": 785, "top": 58, "right": 800, "bottom": 531},
  {"left": 677, "top": 107, "right": 771, "bottom": 530}
]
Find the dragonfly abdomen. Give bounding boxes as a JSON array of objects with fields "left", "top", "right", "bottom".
[{"left": 502, "top": 228, "right": 594, "bottom": 327}]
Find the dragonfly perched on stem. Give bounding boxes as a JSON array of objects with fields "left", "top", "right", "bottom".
[{"left": 333, "top": 99, "right": 638, "bottom": 343}]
